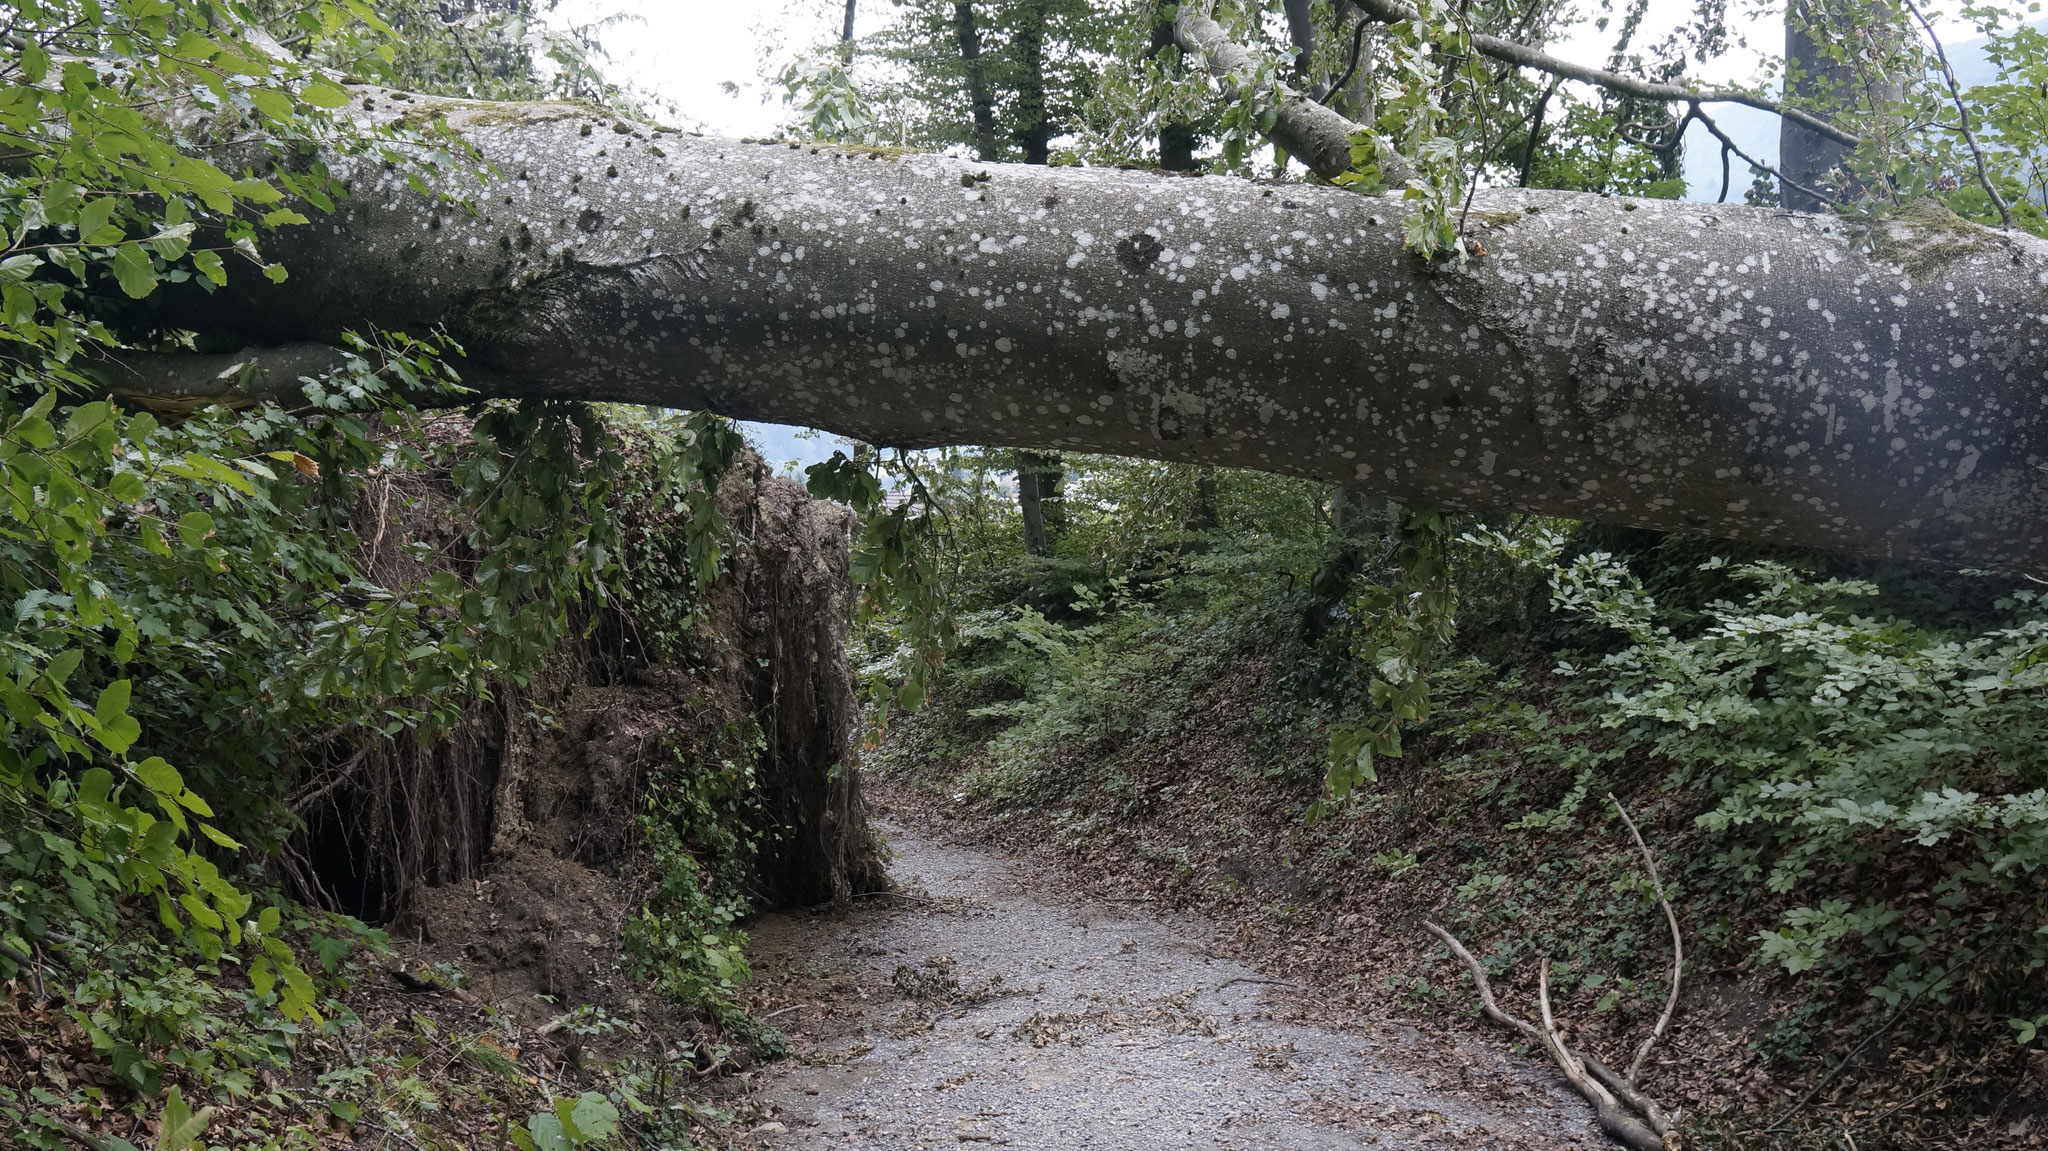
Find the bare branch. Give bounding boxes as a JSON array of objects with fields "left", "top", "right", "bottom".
[
  {"left": 1687, "top": 101, "right": 1831, "bottom": 207},
  {"left": 1541, "top": 957, "right": 1667, "bottom": 1151},
  {"left": 1609, "top": 794, "right": 1683, "bottom": 1087},
  {"left": 1421, "top": 919, "right": 1542, "bottom": 1040},
  {"left": 1428, "top": 897, "right": 1681, "bottom": 1136},
  {"left": 1344, "top": 0, "right": 1858, "bottom": 148},
  {"left": 1902, "top": 0, "right": 2013, "bottom": 230}
]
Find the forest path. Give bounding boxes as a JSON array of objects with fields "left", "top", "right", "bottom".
[{"left": 735, "top": 812, "right": 1605, "bottom": 1149}]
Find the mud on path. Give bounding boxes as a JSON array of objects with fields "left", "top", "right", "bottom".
[{"left": 731, "top": 811, "right": 1606, "bottom": 1149}]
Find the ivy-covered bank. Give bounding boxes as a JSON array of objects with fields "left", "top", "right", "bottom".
[
  {"left": 0, "top": 391, "right": 881, "bottom": 1150},
  {"left": 862, "top": 456, "right": 2048, "bottom": 1150}
]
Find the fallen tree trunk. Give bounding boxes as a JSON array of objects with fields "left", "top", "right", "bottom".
[{"left": 122, "top": 89, "right": 2048, "bottom": 570}]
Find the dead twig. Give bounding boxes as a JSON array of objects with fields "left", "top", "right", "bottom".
[
  {"left": 1425, "top": 920, "right": 1670, "bottom": 1147},
  {"left": 1902, "top": 0, "right": 2013, "bottom": 229},
  {"left": 44, "top": 1113, "right": 123, "bottom": 1151},
  {"left": 387, "top": 964, "right": 481, "bottom": 1004},
  {"left": 1538, "top": 958, "right": 1664, "bottom": 1151},
  {"left": 1609, "top": 793, "right": 1682, "bottom": 1087}
]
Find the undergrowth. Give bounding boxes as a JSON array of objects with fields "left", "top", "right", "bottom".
[{"left": 867, "top": 458, "right": 2048, "bottom": 1148}]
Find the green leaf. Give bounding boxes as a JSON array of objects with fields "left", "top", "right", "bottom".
[
  {"left": 170, "top": 30, "right": 222, "bottom": 61},
  {"left": 151, "top": 222, "right": 195, "bottom": 262},
  {"left": 113, "top": 242, "right": 158, "bottom": 299},
  {"left": 157, "top": 1086, "right": 214, "bottom": 1150},
  {"left": 42, "top": 647, "right": 83, "bottom": 691},
  {"left": 302, "top": 80, "right": 352, "bottom": 108},
  {"left": 0, "top": 254, "right": 43, "bottom": 281},
  {"left": 229, "top": 178, "right": 284, "bottom": 204},
  {"left": 196, "top": 822, "right": 243, "bottom": 850},
  {"left": 79, "top": 197, "right": 119, "bottom": 243},
  {"left": 141, "top": 517, "right": 172, "bottom": 556},
  {"left": 896, "top": 673, "right": 925, "bottom": 710},
  {"left": 109, "top": 470, "right": 146, "bottom": 503},
  {"left": 552, "top": 1096, "right": 585, "bottom": 1142},
  {"left": 569, "top": 1093, "right": 618, "bottom": 1142},
  {"left": 248, "top": 89, "right": 295, "bottom": 123},
  {"left": 191, "top": 250, "right": 227, "bottom": 286},
  {"left": 134, "top": 756, "right": 185, "bottom": 798},
  {"left": 178, "top": 510, "right": 216, "bottom": 549},
  {"left": 93, "top": 679, "right": 142, "bottom": 755},
  {"left": 112, "top": 1043, "right": 162, "bottom": 1097},
  {"left": 14, "top": 413, "right": 55, "bottom": 449},
  {"left": 525, "top": 1113, "right": 571, "bottom": 1151}
]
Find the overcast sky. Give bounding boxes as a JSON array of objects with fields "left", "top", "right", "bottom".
[{"left": 553, "top": 1, "right": 1997, "bottom": 139}]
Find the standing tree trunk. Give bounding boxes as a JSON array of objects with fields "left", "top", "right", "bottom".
[
  {"left": 955, "top": 2, "right": 1000, "bottom": 161},
  {"left": 1189, "top": 468, "right": 1221, "bottom": 531},
  {"left": 1160, "top": 119, "right": 1200, "bottom": 170},
  {"left": 1016, "top": 449, "right": 1064, "bottom": 556},
  {"left": 1005, "top": 3, "right": 1058, "bottom": 536},
  {"left": 1011, "top": 0, "right": 1053, "bottom": 167},
  {"left": 1779, "top": 1, "right": 1851, "bottom": 210},
  {"left": 842, "top": 0, "right": 857, "bottom": 44}
]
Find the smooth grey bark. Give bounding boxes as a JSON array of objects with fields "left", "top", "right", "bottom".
[{"left": 136, "top": 90, "right": 2048, "bottom": 572}]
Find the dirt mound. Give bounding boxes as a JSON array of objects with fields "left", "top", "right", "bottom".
[{"left": 412, "top": 843, "right": 632, "bottom": 1008}]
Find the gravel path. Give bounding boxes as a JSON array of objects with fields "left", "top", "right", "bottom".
[{"left": 737, "top": 818, "right": 1605, "bottom": 1149}]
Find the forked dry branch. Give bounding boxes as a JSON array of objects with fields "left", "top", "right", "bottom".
[{"left": 1420, "top": 796, "right": 1685, "bottom": 1150}]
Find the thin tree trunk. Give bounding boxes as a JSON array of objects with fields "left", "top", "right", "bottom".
[
  {"left": 1160, "top": 119, "right": 1199, "bottom": 171},
  {"left": 1017, "top": 450, "right": 1062, "bottom": 556},
  {"left": 842, "top": 0, "right": 857, "bottom": 44},
  {"left": 1011, "top": 0, "right": 1052, "bottom": 166},
  {"left": 954, "top": 1, "right": 999, "bottom": 161},
  {"left": 1008, "top": 3, "right": 1056, "bottom": 539},
  {"left": 1189, "top": 468, "right": 1220, "bottom": 531}
]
